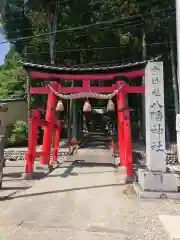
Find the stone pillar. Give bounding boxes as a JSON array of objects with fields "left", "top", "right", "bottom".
[
  {"left": 145, "top": 61, "right": 166, "bottom": 172},
  {"left": 134, "top": 62, "right": 179, "bottom": 199}
]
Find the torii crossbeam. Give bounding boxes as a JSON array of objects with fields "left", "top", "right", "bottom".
[{"left": 22, "top": 60, "right": 147, "bottom": 181}]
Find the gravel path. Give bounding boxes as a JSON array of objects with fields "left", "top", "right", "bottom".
[
  {"left": 0, "top": 159, "right": 51, "bottom": 202},
  {"left": 0, "top": 148, "right": 180, "bottom": 240}
]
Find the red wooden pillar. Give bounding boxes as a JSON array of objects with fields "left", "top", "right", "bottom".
[
  {"left": 123, "top": 108, "right": 133, "bottom": 180},
  {"left": 52, "top": 120, "right": 61, "bottom": 162},
  {"left": 117, "top": 88, "right": 125, "bottom": 165},
  {"left": 26, "top": 109, "right": 40, "bottom": 174},
  {"left": 40, "top": 82, "right": 58, "bottom": 165}
]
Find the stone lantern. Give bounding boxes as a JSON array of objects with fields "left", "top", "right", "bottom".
[{"left": 0, "top": 103, "right": 8, "bottom": 188}]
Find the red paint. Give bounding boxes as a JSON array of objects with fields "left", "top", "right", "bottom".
[
  {"left": 40, "top": 82, "right": 58, "bottom": 165},
  {"left": 83, "top": 80, "right": 90, "bottom": 88},
  {"left": 39, "top": 120, "right": 48, "bottom": 126},
  {"left": 30, "top": 70, "right": 144, "bottom": 81},
  {"left": 30, "top": 86, "right": 116, "bottom": 95},
  {"left": 117, "top": 85, "right": 126, "bottom": 166},
  {"left": 53, "top": 121, "right": 61, "bottom": 162},
  {"left": 126, "top": 86, "right": 145, "bottom": 94},
  {"left": 30, "top": 86, "right": 49, "bottom": 95},
  {"left": 71, "top": 139, "right": 77, "bottom": 146},
  {"left": 30, "top": 85, "right": 145, "bottom": 95},
  {"left": 123, "top": 108, "right": 133, "bottom": 177},
  {"left": 26, "top": 109, "right": 41, "bottom": 173}
]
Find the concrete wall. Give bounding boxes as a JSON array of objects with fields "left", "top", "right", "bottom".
[{"left": 0, "top": 100, "right": 28, "bottom": 128}]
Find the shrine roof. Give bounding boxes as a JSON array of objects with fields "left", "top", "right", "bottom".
[{"left": 21, "top": 58, "right": 159, "bottom": 75}]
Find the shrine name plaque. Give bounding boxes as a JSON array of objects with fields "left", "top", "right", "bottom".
[{"left": 145, "top": 62, "right": 166, "bottom": 172}]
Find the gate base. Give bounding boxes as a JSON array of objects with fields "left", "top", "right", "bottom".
[
  {"left": 134, "top": 182, "right": 180, "bottom": 199},
  {"left": 125, "top": 175, "right": 134, "bottom": 183},
  {"left": 134, "top": 169, "right": 180, "bottom": 199},
  {"left": 23, "top": 172, "right": 33, "bottom": 180}
]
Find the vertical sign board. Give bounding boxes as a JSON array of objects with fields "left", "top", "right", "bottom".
[{"left": 145, "top": 62, "right": 166, "bottom": 172}]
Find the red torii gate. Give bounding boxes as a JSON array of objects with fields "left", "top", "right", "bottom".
[{"left": 22, "top": 61, "right": 146, "bottom": 181}]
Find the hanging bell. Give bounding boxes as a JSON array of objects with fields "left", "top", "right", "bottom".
[
  {"left": 106, "top": 99, "right": 115, "bottom": 112},
  {"left": 56, "top": 100, "right": 64, "bottom": 112},
  {"left": 83, "top": 100, "right": 92, "bottom": 112}
]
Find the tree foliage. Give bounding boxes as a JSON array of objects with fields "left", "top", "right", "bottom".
[
  {"left": 1, "top": 0, "right": 176, "bottom": 65},
  {"left": 1, "top": 0, "right": 33, "bottom": 54},
  {"left": 0, "top": 47, "right": 26, "bottom": 99},
  {"left": 0, "top": 0, "right": 177, "bottom": 139},
  {"left": 0, "top": 0, "right": 176, "bottom": 107}
]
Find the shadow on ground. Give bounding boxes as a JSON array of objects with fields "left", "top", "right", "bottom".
[
  {"left": 6, "top": 183, "right": 125, "bottom": 201},
  {"left": 47, "top": 160, "right": 119, "bottom": 178}
]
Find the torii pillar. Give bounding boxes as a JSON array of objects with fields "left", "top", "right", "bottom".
[{"left": 134, "top": 62, "right": 179, "bottom": 199}]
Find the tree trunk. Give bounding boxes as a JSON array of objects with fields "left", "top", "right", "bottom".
[
  {"left": 47, "top": 4, "right": 60, "bottom": 65},
  {"left": 49, "top": 34, "right": 55, "bottom": 65},
  {"left": 47, "top": 14, "right": 56, "bottom": 65},
  {"left": 140, "top": 30, "right": 146, "bottom": 143},
  {"left": 24, "top": 45, "right": 31, "bottom": 135},
  {"left": 170, "top": 30, "right": 179, "bottom": 115},
  {"left": 26, "top": 76, "right": 31, "bottom": 137}
]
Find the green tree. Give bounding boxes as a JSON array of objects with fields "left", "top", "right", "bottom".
[
  {"left": 0, "top": 0, "right": 178, "bottom": 141},
  {"left": 0, "top": 47, "right": 26, "bottom": 99},
  {"left": 1, "top": 0, "right": 33, "bottom": 54}
]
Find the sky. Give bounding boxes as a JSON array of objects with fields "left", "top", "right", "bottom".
[{"left": 0, "top": 32, "right": 10, "bottom": 66}]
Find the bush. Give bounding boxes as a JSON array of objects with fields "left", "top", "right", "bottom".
[{"left": 8, "top": 120, "right": 28, "bottom": 146}]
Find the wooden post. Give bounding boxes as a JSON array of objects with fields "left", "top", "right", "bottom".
[
  {"left": 68, "top": 99, "right": 73, "bottom": 153},
  {"left": 0, "top": 104, "right": 8, "bottom": 188},
  {"left": 53, "top": 120, "right": 61, "bottom": 162},
  {"left": 141, "top": 30, "right": 147, "bottom": 143},
  {"left": 123, "top": 108, "right": 133, "bottom": 180},
  {"left": 26, "top": 76, "right": 31, "bottom": 138},
  {"left": 117, "top": 88, "right": 125, "bottom": 166},
  {"left": 72, "top": 99, "right": 77, "bottom": 140},
  {"left": 40, "top": 82, "right": 58, "bottom": 164},
  {"left": 26, "top": 109, "right": 40, "bottom": 174},
  {"left": 0, "top": 135, "right": 5, "bottom": 188}
]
